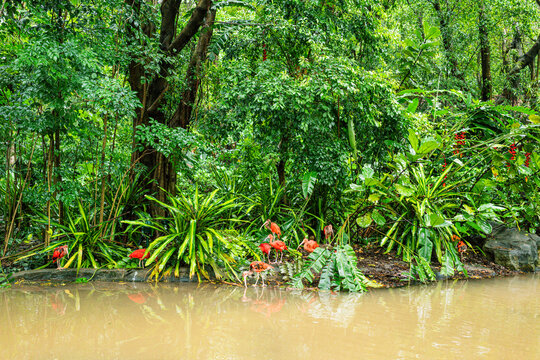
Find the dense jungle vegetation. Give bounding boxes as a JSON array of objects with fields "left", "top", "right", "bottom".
[{"left": 1, "top": 0, "right": 539, "bottom": 290}]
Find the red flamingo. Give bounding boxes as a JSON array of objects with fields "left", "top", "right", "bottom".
[
  {"left": 243, "top": 261, "right": 274, "bottom": 287},
  {"left": 269, "top": 238, "right": 287, "bottom": 263},
  {"left": 52, "top": 245, "right": 69, "bottom": 269},
  {"left": 262, "top": 219, "right": 281, "bottom": 238},
  {"left": 259, "top": 241, "right": 272, "bottom": 263},
  {"left": 129, "top": 248, "right": 150, "bottom": 268},
  {"left": 457, "top": 240, "right": 467, "bottom": 256},
  {"left": 298, "top": 237, "right": 319, "bottom": 253},
  {"left": 323, "top": 224, "right": 334, "bottom": 241}
]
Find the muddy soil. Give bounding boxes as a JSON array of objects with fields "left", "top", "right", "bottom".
[{"left": 355, "top": 244, "right": 517, "bottom": 288}]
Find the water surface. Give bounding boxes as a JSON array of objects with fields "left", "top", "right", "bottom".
[{"left": 1, "top": 275, "right": 538, "bottom": 359}]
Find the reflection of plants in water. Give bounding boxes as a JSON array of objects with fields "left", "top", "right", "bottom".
[{"left": 0, "top": 266, "right": 12, "bottom": 288}]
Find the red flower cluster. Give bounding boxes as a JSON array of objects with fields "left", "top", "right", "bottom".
[
  {"left": 509, "top": 143, "right": 517, "bottom": 160},
  {"left": 453, "top": 132, "right": 466, "bottom": 157},
  {"left": 525, "top": 152, "right": 531, "bottom": 168},
  {"left": 507, "top": 143, "right": 517, "bottom": 168}
]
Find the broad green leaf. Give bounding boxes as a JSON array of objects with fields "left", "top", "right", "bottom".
[
  {"left": 406, "top": 98, "right": 419, "bottom": 113},
  {"left": 356, "top": 213, "right": 372, "bottom": 228},
  {"left": 418, "top": 228, "right": 433, "bottom": 261},
  {"left": 418, "top": 139, "right": 440, "bottom": 154},
  {"left": 528, "top": 114, "right": 540, "bottom": 124},
  {"left": 365, "top": 177, "right": 381, "bottom": 186},
  {"left": 463, "top": 204, "right": 475, "bottom": 215},
  {"left": 429, "top": 213, "right": 445, "bottom": 227},
  {"left": 424, "top": 24, "right": 441, "bottom": 40},
  {"left": 476, "top": 219, "right": 492, "bottom": 234},
  {"left": 348, "top": 118, "right": 357, "bottom": 161},
  {"left": 372, "top": 210, "right": 386, "bottom": 226},
  {"left": 395, "top": 184, "right": 414, "bottom": 197},
  {"left": 478, "top": 203, "right": 505, "bottom": 212},
  {"left": 408, "top": 129, "right": 419, "bottom": 151},
  {"left": 440, "top": 252, "right": 455, "bottom": 277},
  {"left": 302, "top": 171, "right": 317, "bottom": 199}
]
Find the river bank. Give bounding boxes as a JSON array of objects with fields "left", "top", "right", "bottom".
[{"left": 7, "top": 243, "right": 525, "bottom": 289}]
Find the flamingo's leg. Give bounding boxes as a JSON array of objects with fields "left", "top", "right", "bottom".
[{"left": 254, "top": 272, "right": 260, "bottom": 287}]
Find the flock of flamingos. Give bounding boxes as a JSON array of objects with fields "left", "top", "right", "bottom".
[{"left": 50, "top": 219, "right": 336, "bottom": 287}]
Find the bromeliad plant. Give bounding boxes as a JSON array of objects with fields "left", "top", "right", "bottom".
[
  {"left": 124, "top": 188, "right": 255, "bottom": 281},
  {"left": 38, "top": 201, "right": 128, "bottom": 270}
]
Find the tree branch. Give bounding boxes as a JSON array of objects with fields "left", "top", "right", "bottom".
[
  {"left": 509, "top": 34, "right": 540, "bottom": 76},
  {"left": 167, "top": 0, "right": 212, "bottom": 54},
  {"left": 159, "top": 0, "right": 182, "bottom": 50}
]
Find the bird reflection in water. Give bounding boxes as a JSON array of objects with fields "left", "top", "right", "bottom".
[
  {"left": 241, "top": 286, "right": 287, "bottom": 318},
  {"left": 50, "top": 291, "right": 67, "bottom": 316},
  {"left": 128, "top": 293, "right": 147, "bottom": 304}
]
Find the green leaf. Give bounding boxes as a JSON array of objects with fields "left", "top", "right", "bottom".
[
  {"left": 365, "top": 178, "right": 381, "bottom": 186},
  {"left": 395, "top": 184, "right": 415, "bottom": 197},
  {"left": 478, "top": 203, "right": 505, "bottom": 212},
  {"left": 429, "top": 213, "right": 445, "bottom": 227},
  {"left": 319, "top": 257, "right": 335, "bottom": 290},
  {"left": 440, "top": 252, "right": 455, "bottom": 277},
  {"left": 424, "top": 24, "right": 441, "bottom": 40},
  {"left": 418, "top": 139, "right": 440, "bottom": 154},
  {"left": 463, "top": 204, "right": 475, "bottom": 215},
  {"left": 476, "top": 219, "right": 492, "bottom": 234},
  {"left": 418, "top": 228, "right": 432, "bottom": 261},
  {"left": 408, "top": 129, "right": 419, "bottom": 151},
  {"left": 368, "top": 193, "right": 381, "bottom": 203},
  {"left": 356, "top": 213, "right": 372, "bottom": 228},
  {"left": 372, "top": 210, "right": 386, "bottom": 226},
  {"left": 529, "top": 114, "right": 540, "bottom": 124},
  {"left": 302, "top": 171, "right": 317, "bottom": 199},
  {"left": 406, "top": 98, "right": 419, "bottom": 113}
]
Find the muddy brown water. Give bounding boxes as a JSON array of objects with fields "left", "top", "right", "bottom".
[{"left": 1, "top": 275, "right": 538, "bottom": 359}]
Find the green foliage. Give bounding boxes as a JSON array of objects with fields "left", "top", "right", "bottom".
[
  {"left": 292, "top": 245, "right": 380, "bottom": 292},
  {"left": 0, "top": 0, "right": 539, "bottom": 289}
]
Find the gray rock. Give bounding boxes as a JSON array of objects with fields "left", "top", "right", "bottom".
[
  {"left": 11, "top": 268, "right": 203, "bottom": 283},
  {"left": 484, "top": 226, "right": 538, "bottom": 272}
]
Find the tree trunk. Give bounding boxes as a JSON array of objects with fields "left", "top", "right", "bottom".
[
  {"left": 502, "top": 30, "right": 540, "bottom": 103},
  {"left": 431, "top": 0, "right": 462, "bottom": 80},
  {"left": 99, "top": 115, "right": 108, "bottom": 226},
  {"left": 53, "top": 128, "right": 63, "bottom": 224},
  {"left": 170, "top": 8, "right": 216, "bottom": 128},
  {"left": 508, "top": 34, "right": 540, "bottom": 77},
  {"left": 45, "top": 134, "right": 53, "bottom": 248},
  {"left": 478, "top": 2, "right": 492, "bottom": 101},
  {"left": 126, "top": 0, "right": 212, "bottom": 215},
  {"left": 277, "top": 159, "right": 286, "bottom": 192}
]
